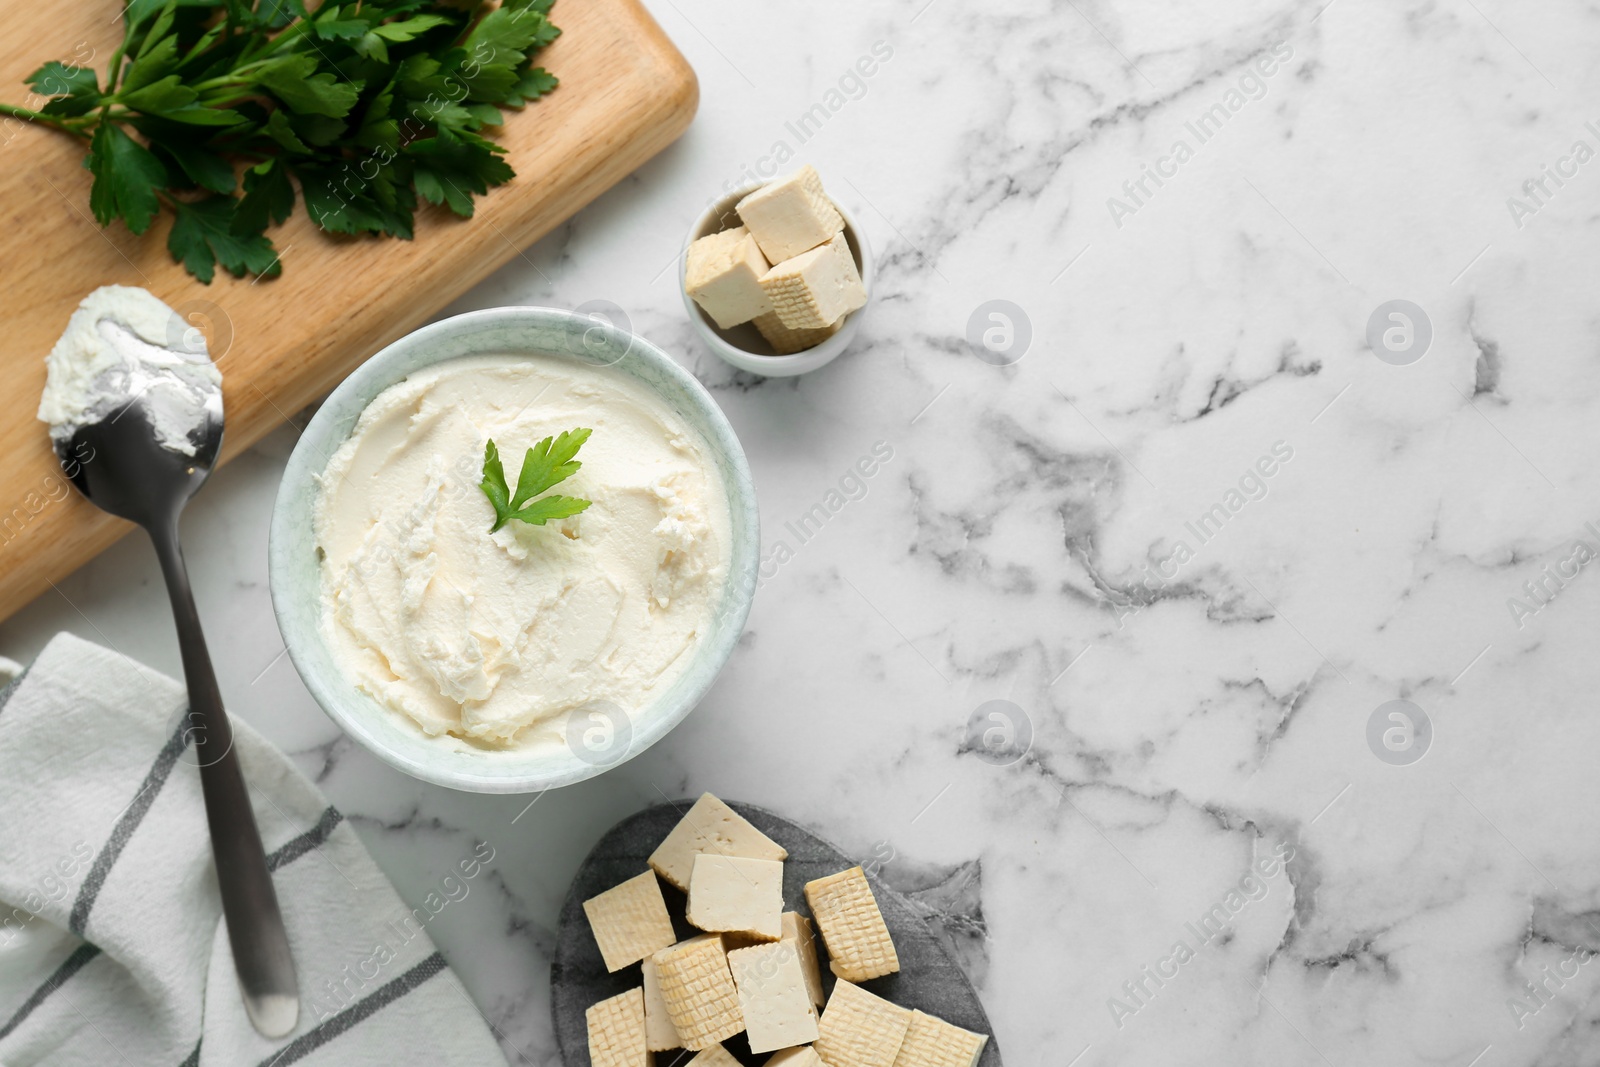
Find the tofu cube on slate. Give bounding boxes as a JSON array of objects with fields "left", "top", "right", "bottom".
[
  {"left": 583, "top": 870, "right": 677, "bottom": 972},
  {"left": 686, "top": 226, "right": 773, "bottom": 329},
  {"left": 687, "top": 1045, "right": 741, "bottom": 1067},
  {"left": 813, "top": 979, "right": 911, "bottom": 1067},
  {"left": 649, "top": 793, "right": 788, "bottom": 892},
  {"left": 641, "top": 956, "right": 681, "bottom": 1052},
  {"left": 687, "top": 854, "right": 784, "bottom": 940},
  {"left": 782, "top": 912, "right": 826, "bottom": 1010},
  {"left": 765, "top": 1048, "right": 824, "bottom": 1067},
  {"left": 803, "top": 866, "right": 900, "bottom": 982},
  {"left": 587, "top": 987, "right": 653, "bottom": 1067},
  {"left": 892, "top": 1009, "right": 989, "bottom": 1067},
  {"left": 752, "top": 310, "right": 845, "bottom": 355},
  {"left": 652, "top": 934, "right": 744, "bottom": 1050},
  {"left": 736, "top": 165, "right": 844, "bottom": 262},
  {"left": 728, "top": 939, "right": 820, "bottom": 1053},
  {"left": 761, "top": 233, "right": 867, "bottom": 331}
]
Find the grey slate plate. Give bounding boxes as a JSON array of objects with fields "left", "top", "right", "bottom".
[{"left": 552, "top": 801, "right": 1002, "bottom": 1067}]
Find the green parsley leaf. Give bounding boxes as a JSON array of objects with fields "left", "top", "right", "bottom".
[
  {"left": 286, "top": 111, "right": 350, "bottom": 147},
  {"left": 508, "top": 493, "right": 591, "bottom": 527},
  {"left": 479, "top": 439, "right": 512, "bottom": 529},
  {"left": 504, "top": 67, "right": 557, "bottom": 107},
  {"left": 354, "top": 84, "right": 400, "bottom": 150},
  {"left": 464, "top": 6, "right": 555, "bottom": 70},
  {"left": 261, "top": 109, "right": 312, "bottom": 153},
  {"left": 352, "top": 32, "right": 390, "bottom": 63},
  {"left": 409, "top": 127, "right": 512, "bottom": 217},
  {"left": 256, "top": 56, "right": 363, "bottom": 119},
  {"left": 479, "top": 429, "right": 593, "bottom": 533},
  {"left": 160, "top": 140, "right": 236, "bottom": 193},
  {"left": 312, "top": 16, "right": 372, "bottom": 41},
  {"left": 168, "top": 196, "right": 282, "bottom": 283},
  {"left": 234, "top": 158, "right": 294, "bottom": 233},
  {"left": 256, "top": 0, "right": 308, "bottom": 30},
  {"left": 299, "top": 161, "right": 415, "bottom": 238},
  {"left": 372, "top": 14, "right": 450, "bottom": 42},
  {"left": 512, "top": 427, "right": 590, "bottom": 508},
  {"left": 87, "top": 123, "right": 167, "bottom": 234},
  {"left": 31, "top": 61, "right": 102, "bottom": 117},
  {"left": 25, "top": 61, "right": 97, "bottom": 98},
  {"left": 121, "top": 76, "right": 247, "bottom": 125},
  {"left": 122, "top": 34, "right": 178, "bottom": 93}
]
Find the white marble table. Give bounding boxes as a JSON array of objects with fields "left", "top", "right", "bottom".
[{"left": 7, "top": 0, "right": 1600, "bottom": 1062}]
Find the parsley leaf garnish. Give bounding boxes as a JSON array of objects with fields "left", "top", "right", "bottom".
[
  {"left": 479, "top": 429, "right": 592, "bottom": 533},
  {"left": 0, "top": 0, "right": 561, "bottom": 282}
]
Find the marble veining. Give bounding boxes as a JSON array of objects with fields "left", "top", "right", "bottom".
[{"left": 6, "top": 0, "right": 1600, "bottom": 1063}]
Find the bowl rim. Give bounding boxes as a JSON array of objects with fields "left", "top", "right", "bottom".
[
  {"left": 681, "top": 180, "right": 874, "bottom": 377},
  {"left": 267, "top": 305, "right": 760, "bottom": 793}
]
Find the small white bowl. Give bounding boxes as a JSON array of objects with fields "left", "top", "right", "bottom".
[
  {"left": 268, "top": 307, "right": 759, "bottom": 794},
  {"left": 681, "top": 182, "right": 874, "bottom": 378}
]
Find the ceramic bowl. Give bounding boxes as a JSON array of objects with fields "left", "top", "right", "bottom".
[
  {"left": 268, "top": 307, "right": 759, "bottom": 793},
  {"left": 681, "top": 181, "right": 874, "bottom": 377}
]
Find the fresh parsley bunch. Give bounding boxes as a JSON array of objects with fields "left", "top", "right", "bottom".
[{"left": 0, "top": 0, "right": 560, "bottom": 282}]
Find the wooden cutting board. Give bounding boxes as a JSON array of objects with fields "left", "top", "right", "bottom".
[{"left": 0, "top": 0, "right": 696, "bottom": 621}]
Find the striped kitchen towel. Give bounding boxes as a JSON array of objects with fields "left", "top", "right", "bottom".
[{"left": 0, "top": 633, "right": 508, "bottom": 1066}]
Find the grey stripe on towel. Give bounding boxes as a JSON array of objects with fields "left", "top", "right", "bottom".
[
  {"left": 256, "top": 953, "right": 447, "bottom": 1067},
  {"left": 267, "top": 807, "right": 344, "bottom": 872},
  {"left": 0, "top": 944, "right": 103, "bottom": 1040},
  {"left": 69, "top": 718, "right": 193, "bottom": 936}
]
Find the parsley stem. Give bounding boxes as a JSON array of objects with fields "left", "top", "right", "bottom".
[
  {"left": 188, "top": 73, "right": 253, "bottom": 93},
  {"left": 0, "top": 102, "right": 49, "bottom": 121},
  {"left": 186, "top": 56, "right": 280, "bottom": 96},
  {"left": 0, "top": 103, "right": 81, "bottom": 132},
  {"left": 254, "top": 21, "right": 314, "bottom": 59},
  {"left": 103, "top": 23, "right": 134, "bottom": 96}
]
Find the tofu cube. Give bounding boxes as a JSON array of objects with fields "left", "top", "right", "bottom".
[
  {"left": 686, "top": 226, "right": 773, "bottom": 329},
  {"left": 652, "top": 934, "right": 744, "bottom": 1050},
  {"left": 892, "top": 1010, "right": 988, "bottom": 1067},
  {"left": 736, "top": 165, "right": 844, "bottom": 262},
  {"left": 584, "top": 870, "right": 677, "bottom": 972},
  {"left": 803, "top": 866, "right": 900, "bottom": 982},
  {"left": 687, "top": 1045, "right": 741, "bottom": 1067},
  {"left": 766, "top": 1049, "right": 824, "bottom": 1067},
  {"left": 814, "top": 979, "right": 910, "bottom": 1067},
  {"left": 688, "top": 854, "right": 784, "bottom": 940},
  {"left": 586, "top": 987, "right": 653, "bottom": 1067},
  {"left": 781, "top": 912, "right": 826, "bottom": 1010},
  {"left": 650, "top": 793, "right": 788, "bottom": 892},
  {"left": 753, "top": 310, "right": 845, "bottom": 355},
  {"left": 761, "top": 233, "right": 867, "bottom": 330},
  {"left": 641, "top": 956, "right": 681, "bottom": 1051},
  {"left": 728, "top": 939, "right": 820, "bottom": 1053}
]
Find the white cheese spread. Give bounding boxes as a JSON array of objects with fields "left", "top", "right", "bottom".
[
  {"left": 37, "top": 285, "right": 219, "bottom": 456},
  {"left": 313, "top": 354, "right": 732, "bottom": 752}
]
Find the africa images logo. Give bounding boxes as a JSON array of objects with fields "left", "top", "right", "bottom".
[
  {"left": 1106, "top": 841, "right": 1296, "bottom": 1030},
  {"left": 1106, "top": 42, "right": 1294, "bottom": 229}
]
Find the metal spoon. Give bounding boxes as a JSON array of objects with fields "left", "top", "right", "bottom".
[{"left": 55, "top": 321, "right": 299, "bottom": 1038}]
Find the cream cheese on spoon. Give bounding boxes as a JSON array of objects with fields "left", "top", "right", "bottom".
[
  {"left": 314, "top": 354, "right": 732, "bottom": 752},
  {"left": 37, "top": 286, "right": 220, "bottom": 457}
]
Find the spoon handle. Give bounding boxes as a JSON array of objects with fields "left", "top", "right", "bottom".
[{"left": 148, "top": 520, "right": 300, "bottom": 1039}]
